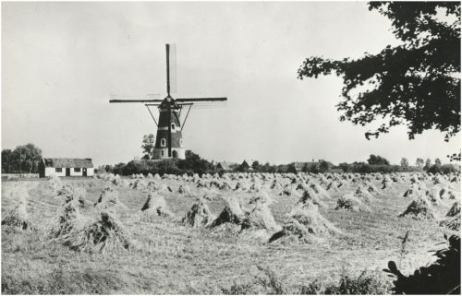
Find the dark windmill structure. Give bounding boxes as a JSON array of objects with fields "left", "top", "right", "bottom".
[{"left": 110, "top": 44, "right": 227, "bottom": 160}]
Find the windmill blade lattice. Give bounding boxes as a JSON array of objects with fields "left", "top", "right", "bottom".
[
  {"left": 109, "top": 43, "right": 227, "bottom": 160},
  {"left": 166, "top": 44, "right": 177, "bottom": 94}
]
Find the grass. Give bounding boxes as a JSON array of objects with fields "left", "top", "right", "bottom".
[
  {"left": 300, "top": 269, "right": 391, "bottom": 294},
  {"left": 1, "top": 174, "right": 458, "bottom": 294}
]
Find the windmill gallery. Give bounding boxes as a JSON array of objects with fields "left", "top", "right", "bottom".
[{"left": 110, "top": 44, "right": 227, "bottom": 160}]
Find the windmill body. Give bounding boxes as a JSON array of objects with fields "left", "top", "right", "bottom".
[
  {"left": 110, "top": 44, "right": 226, "bottom": 160},
  {"left": 154, "top": 98, "right": 185, "bottom": 159}
]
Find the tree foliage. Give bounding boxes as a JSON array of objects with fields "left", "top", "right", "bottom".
[
  {"left": 108, "top": 150, "right": 216, "bottom": 176},
  {"left": 425, "top": 158, "right": 432, "bottom": 169},
  {"left": 400, "top": 157, "right": 409, "bottom": 168},
  {"left": 2, "top": 149, "right": 14, "bottom": 173},
  {"left": 2, "top": 144, "right": 42, "bottom": 174},
  {"left": 384, "top": 235, "right": 460, "bottom": 294},
  {"left": 367, "top": 154, "right": 390, "bottom": 165},
  {"left": 308, "top": 164, "right": 320, "bottom": 174},
  {"left": 337, "top": 162, "right": 417, "bottom": 174},
  {"left": 287, "top": 163, "right": 298, "bottom": 174},
  {"left": 447, "top": 151, "right": 461, "bottom": 162},
  {"left": 435, "top": 158, "right": 442, "bottom": 166},
  {"left": 415, "top": 158, "right": 425, "bottom": 167},
  {"left": 177, "top": 150, "right": 213, "bottom": 174},
  {"left": 318, "top": 159, "right": 331, "bottom": 173},
  {"left": 298, "top": 2, "right": 460, "bottom": 141},
  {"left": 252, "top": 160, "right": 261, "bottom": 171},
  {"left": 426, "top": 163, "right": 460, "bottom": 175},
  {"left": 141, "top": 134, "right": 156, "bottom": 160},
  {"left": 236, "top": 160, "right": 250, "bottom": 172}
]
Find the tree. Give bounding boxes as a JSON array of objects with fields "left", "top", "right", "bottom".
[
  {"left": 319, "top": 159, "right": 330, "bottom": 172},
  {"left": 367, "top": 154, "right": 390, "bottom": 165},
  {"left": 415, "top": 158, "right": 425, "bottom": 167},
  {"left": 10, "top": 144, "right": 42, "bottom": 174},
  {"left": 236, "top": 160, "right": 250, "bottom": 172},
  {"left": 298, "top": 2, "right": 460, "bottom": 141},
  {"left": 267, "top": 163, "right": 277, "bottom": 173},
  {"left": 177, "top": 150, "right": 212, "bottom": 174},
  {"left": 338, "top": 162, "right": 351, "bottom": 173},
  {"left": 435, "top": 158, "right": 442, "bottom": 166},
  {"left": 309, "top": 164, "right": 320, "bottom": 174},
  {"left": 141, "top": 134, "right": 156, "bottom": 159},
  {"left": 287, "top": 163, "right": 298, "bottom": 174},
  {"left": 252, "top": 160, "right": 261, "bottom": 171},
  {"left": 425, "top": 158, "right": 432, "bottom": 170},
  {"left": 400, "top": 157, "right": 410, "bottom": 168},
  {"left": 1, "top": 149, "right": 13, "bottom": 173}
]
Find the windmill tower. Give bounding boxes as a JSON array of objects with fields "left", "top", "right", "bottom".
[{"left": 110, "top": 44, "right": 227, "bottom": 160}]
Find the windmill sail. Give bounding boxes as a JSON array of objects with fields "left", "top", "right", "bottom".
[
  {"left": 166, "top": 44, "right": 177, "bottom": 95},
  {"left": 109, "top": 43, "right": 227, "bottom": 160},
  {"left": 110, "top": 93, "right": 160, "bottom": 101},
  {"left": 109, "top": 99, "right": 164, "bottom": 103},
  {"left": 175, "top": 97, "right": 227, "bottom": 102}
]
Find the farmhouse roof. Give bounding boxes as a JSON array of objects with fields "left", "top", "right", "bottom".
[
  {"left": 42, "top": 158, "right": 94, "bottom": 168},
  {"left": 217, "top": 162, "right": 232, "bottom": 170}
]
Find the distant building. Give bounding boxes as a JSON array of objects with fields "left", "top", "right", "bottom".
[
  {"left": 293, "top": 162, "right": 317, "bottom": 172},
  {"left": 217, "top": 162, "right": 232, "bottom": 171},
  {"left": 39, "top": 158, "right": 94, "bottom": 178}
]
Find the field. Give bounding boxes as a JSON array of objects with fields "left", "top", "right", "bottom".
[{"left": 1, "top": 172, "right": 460, "bottom": 294}]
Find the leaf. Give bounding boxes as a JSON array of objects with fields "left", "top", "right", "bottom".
[{"left": 297, "top": 2, "right": 460, "bottom": 140}]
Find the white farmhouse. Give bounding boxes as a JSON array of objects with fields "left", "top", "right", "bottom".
[{"left": 39, "top": 158, "right": 94, "bottom": 177}]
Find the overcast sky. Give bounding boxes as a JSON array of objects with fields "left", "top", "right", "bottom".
[{"left": 2, "top": 2, "right": 460, "bottom": 166}]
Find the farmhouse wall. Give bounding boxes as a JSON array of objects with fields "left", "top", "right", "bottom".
[
  {"left": 70, "top": 168, "right": 82, "bottom": 177},
  {"left": 41, "top": 158, "right": 95, "bottom": 177},
  {"left": 44, "top": 167, "right": 94, "bottom": 177},
  {"left": 45, "top": 167, "right": 65, "bottom": 177}
]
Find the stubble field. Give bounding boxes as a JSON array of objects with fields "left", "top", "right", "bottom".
[{"left": 1, "top": 172, "right": 459, "bottom": 294}]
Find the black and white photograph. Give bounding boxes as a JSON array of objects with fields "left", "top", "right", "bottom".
[{"left": 2, "top": 1, "right": 461, "bottom": 294}]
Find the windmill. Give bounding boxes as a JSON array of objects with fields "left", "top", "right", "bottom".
[{"left": 110, "top": 44, "right": 227, "bottom": 160}]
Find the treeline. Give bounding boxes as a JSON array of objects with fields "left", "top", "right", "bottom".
[
  {"left": 337, "top": 162, "right": 421, "bottom": 174},
  {"left": 336, "top": 155, "right": 460, "bottom": 174},
  {"left": 230, "top": 160, "right": 335, "bottom": 174},
  {"left": 1, "top": 144, "right": 42, "bottom": 174},
  {"left": 426, "top": 164, "right": 461, "bottom": 175},
  {"left": 100, "top": 152, "right": 460, "bottom": 177},
  {"left": 101, "top": 156, "right": 336, "bottom": 177},
  {"left": 233, "top": 161, "right": 294, "bottom": 174},
  {"left": 100, "top": 153, "right": 317, "bottom": 177}
]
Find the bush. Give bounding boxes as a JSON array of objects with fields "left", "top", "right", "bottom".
[
  {"left": 384, "top": 235, "right": 460, "bottom": 294},
  {"left": 336, "top": 162, "right": 422, "bottom": 174},
  {"left": 177, "top": 151, "right": 214, "bottom": 175},
  {"left": 107, "top": 150, "right": 217, "bottom": 176},
  {"left": 426, "top": 164, "right": 460, "bottom": 175},
  {"left": 300, "top": 270, "right": 390, "bottom": 294},
  {"left": 222, "top": 267, "right": 389, "bottom": 295},
  {"left": 367, "top": 154, "right": 390, "bottom": 166},
  {"left": 222, "top": 265, "right": 285, "bottom": 294}
]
